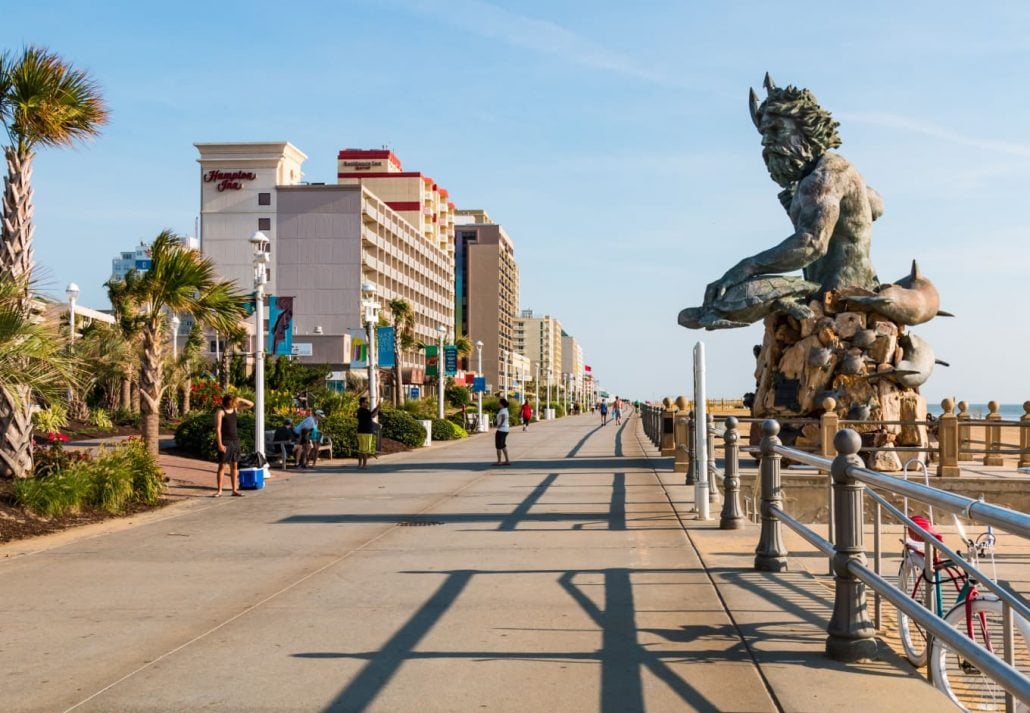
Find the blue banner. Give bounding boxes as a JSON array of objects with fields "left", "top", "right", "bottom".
[
  {"left": 473, "top": 376, "right": 486, "bottom": 393},
  {"left": 377, "top": 326, "right": 395, "bottom": 368},
  {"left": 444, "top": 345, "right": 457, "bottom": 376},
  {"left": 267, "top": 296, "right": 294, "bottom": 356}
]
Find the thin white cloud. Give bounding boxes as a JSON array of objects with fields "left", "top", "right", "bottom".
[
  {"left": 390, "top": 0, "right": 689, "bottom": 89},
  {"left": 841, "top": 112, "right": 1030, "bottom": 158}
]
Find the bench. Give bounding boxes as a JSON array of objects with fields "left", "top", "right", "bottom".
[{"left": 264, "top": 430, "right": 333, "bottom": 470}]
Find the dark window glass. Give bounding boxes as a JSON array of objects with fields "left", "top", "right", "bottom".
[
  {"left": 258, "top": 192, "right": 271, "bottom": 206},
  {"left": 258, "top": 218, "right": 271, "bottom": 231}
]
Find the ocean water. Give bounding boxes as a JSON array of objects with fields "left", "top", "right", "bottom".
[{"left": 927, "top": 402, "right": 1026, "bottom": 420}]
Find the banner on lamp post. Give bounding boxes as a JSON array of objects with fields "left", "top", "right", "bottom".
[
  {"left": 377, "top": 326, "right": 395, "bottom": 368},
  {"left": 267, "top": 296, "right": 295, "bottom": 356},
  {"left": 425, "top": 345, "right": 439, "bottom": 378},
  {"left": 349, "top": 328, "right": 369, "bottom": 369},
  {"left": 444, "top": 345, "right": 457, "bottom": 376},
  {"left": 473, "top": 376, "right": 486, "bottom": 393}
]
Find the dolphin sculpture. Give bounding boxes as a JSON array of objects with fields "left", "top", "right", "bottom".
[
  {"left": 868, "top": 332, "right": 949, "bottom": 388},
  {"left": 844, "top": 260, "right": 953, "bottom": 326}
]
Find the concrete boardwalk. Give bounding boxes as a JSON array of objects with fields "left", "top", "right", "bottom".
[{"left": 0, "top": 413, "right": 949, "bottom": 712}]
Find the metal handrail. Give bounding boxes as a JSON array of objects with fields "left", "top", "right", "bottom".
[
  {"left": 753, "top": 425, "right": 1030, "bottom": 709},
  {"left": 849, "top": 560, "right": 1030, "bottom": 705},
  {"left": 863, "top": 487, "right": 1030, "bottom": 624}
]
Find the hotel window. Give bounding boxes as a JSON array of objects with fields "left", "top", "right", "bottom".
[
  {"left": 258, "top": 192, "right": 271, "bottom": 206},
  {"left": 258, "top": 218, "right": 271, "bottom": 231}
]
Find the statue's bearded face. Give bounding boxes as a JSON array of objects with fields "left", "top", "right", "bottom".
[{"left": 759, "top": 113, "right": 815, "bottom": 187}]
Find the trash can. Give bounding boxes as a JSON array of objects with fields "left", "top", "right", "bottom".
[{"left": 419, "top": 419, "right": 432, "bottom": 447}]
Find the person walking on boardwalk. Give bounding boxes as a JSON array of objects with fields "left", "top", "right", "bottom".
[
  {"left": 494, "top": 397, "right": 512, "bottom": 465},
  {"left": 599, "top": 400, "right": 609, "bottom": 426},
  {"left": 520, "top": 400, "right": 533, "bottom": 431},
  {"left": 214, "top": 394, "right": 253, "bottom": 496},
  {"left": 613, "top": 399, "right": 622, "bottom": 425},
  {"left": 356, "top": 396, "right": 380, "bottom": 470}
]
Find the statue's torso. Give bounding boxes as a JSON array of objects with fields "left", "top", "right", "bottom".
[{"left": 789, "top": 153, "right": 879, "bottom": 292}]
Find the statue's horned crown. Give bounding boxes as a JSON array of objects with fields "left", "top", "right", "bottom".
[{"left": 749, "top": 72, "right": 776, "bottom": 130}]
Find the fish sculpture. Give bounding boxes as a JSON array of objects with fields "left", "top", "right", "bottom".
[
  {"left": 844, "top": 260, "right": 953, "bottom": 326},
  {"left": 868, "top": 332, "right": 949, "bottom": 388}
]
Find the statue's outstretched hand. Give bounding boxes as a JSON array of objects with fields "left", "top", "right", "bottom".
[{"left": 704, "top": 263, "right": 751, "bottom": 306}]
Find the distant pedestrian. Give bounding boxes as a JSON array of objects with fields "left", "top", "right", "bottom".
[
  {"left": 494, "top": 398, "right": 511, "bottom": 465},
  {"left": 613, "top": 399, "right": 622, "bottom": 425},
  {"left": 214, "top": 394, "right": 253, "bottom": 497},
  {"left": 520, "top": 401, "right": 533, "bottom": 431},
  {"left": 293, "top": 410, "right": 320, "bottom": 469},
  {"left": 599, "top": 401, "right": 608, "bottom": 426},
  {"left": 356, "top": 397, "right": 380, "bottom": 470}
]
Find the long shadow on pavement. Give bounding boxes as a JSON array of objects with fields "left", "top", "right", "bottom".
[{"left": 295, "top": 567, "right": 733, "bottom": 713}]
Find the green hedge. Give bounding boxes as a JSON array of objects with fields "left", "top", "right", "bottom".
[
  {"left": 174, "top": 409, "right": 256, "bottom": 460},
  {"left": 318, "top": 413, "right": 358, "bottom": 457},
  {"left": 379, "top": 408, "right": 426, "bottom": 448},
  {"left": 432, "top": 418, "right": 467, "bottom": 441}
]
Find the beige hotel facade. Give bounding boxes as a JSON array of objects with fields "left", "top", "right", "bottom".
[{"left": 196, "top": 142, "right": 454, "bottom": 373}]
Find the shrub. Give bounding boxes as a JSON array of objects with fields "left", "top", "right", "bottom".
[
  {"left": 190, "top": 379, "right": 223, "bottom": 410},
  {"left": 89, "top": 408, "right": 115, "bottom": 431},
  {"left": 32, "top": 403, "right": 68, "bottom": 433},
  {"left": 16, "top": 439, "right": 163, "bottom": 517},
  {"left": 319, "top": 413, "right": 358, "bottom": 457},
  {"left": 174, "top": 409, "right": 255, "bottom": 460},
  {"left": 110, "top": 408, "right": 141, "bottom": 428},
  {"left": 33, "top": 440, "right": 89, "bottom": 478},
  {"left": 399, "top": 398, "right": 435, "bottom": 420},
  {"left": 379, "top": 408, "right": 426, "bottom": 448},
  {"left": 15, "top": 468, "right": 90, "bottom": 517},
  {"left": 432, "top": 418, "right": 466, "bottom": 441}
]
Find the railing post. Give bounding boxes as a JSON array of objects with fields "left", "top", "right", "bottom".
[
  {"left": 707, "top": 412, "right": 721, "bottom": 505},
  {"left": 819, "top": 397, "right": 838, "bottom": 458},
  {"left": 826, "top": 428, "right": 878, "bottom": 662},
  {"left": 1020, "top": 401, "right": 1030, "bottom": 470},
  {"left": 957, "top": 400, "right": 972, "bottom": 461},
  {"left": 984, "top": 400, "right": 1004, "bottom": 466},
  {"left": 720, "top": 417, "right": 745, "bottom": 529},
  {"left": 685, "top": 411, "right": 696, "bottom": 485},
  {"left": 936, "top": 398, "right": 960, "bottom": 477},
  {"left": 660, "top": 398, "right": 677, "bottom": 456},
  {"left": 673, "top": 396, "right": 690, "bottom": 474},
  {"left": 754, "top": 419, "right": 788, "bottom": 572}
]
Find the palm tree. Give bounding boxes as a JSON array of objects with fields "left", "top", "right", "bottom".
[
  {"left": 387, "top": 298, "right": 415, "bottom": 406},
  {"left": 0, "top": 276, "right": 79, "bottom": 476},
  {"left": 75, "top": 320, "right": 134, "bottom": 411},
  {"left": 0, "top": 46, "right": 108, "bottom": 476},
  {"left": 111, "top": 231, "right": 246, "bottom": 456},
  {"left": 218, "top": 323, "right": 248, "bottom": 390},
  {"left": 106, "top": 273, "right": 146, "bottom": 412}
]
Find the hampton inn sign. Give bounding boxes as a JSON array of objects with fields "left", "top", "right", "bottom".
[{"left": 203, "top": 169, "right": 257, "bottom": 191}]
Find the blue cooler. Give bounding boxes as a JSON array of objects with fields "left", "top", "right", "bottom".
[{"left": 238, "top": 465, "right": 267, "bottom": 490}]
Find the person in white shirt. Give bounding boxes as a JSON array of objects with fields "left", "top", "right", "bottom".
[
  {"left": 293, "top": 411, "right": 321, "bottom": 468},
  {"left": 494, "top": 398, "right": 511, "bottom": 466}
]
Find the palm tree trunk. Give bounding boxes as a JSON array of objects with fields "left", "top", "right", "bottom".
[
  {"left": 0, "top": 147, "right": 37, "bottom": 477},
  {"left": 182, "top": 377, "right": 192, "bottom": 414},
  {"left": 2, "top": 147, "right": 35, "bottom": 282},
  {"left": 120, "top": 376, "right": 132, "bottom": 411},
  {"left": 0, "top": 386, "right": 33, "bottom": 477},
  {"left": 139, "top": 324, "right": 164, "bottom": 457},
  {"left": 131, "top": 380, "right": 140, "bottom": 412}
]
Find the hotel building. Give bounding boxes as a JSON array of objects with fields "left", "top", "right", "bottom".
[
  {"left": 196, "top": 142, "right": 454, "bottom": 373},
  {"left": 453, "top": 209, "right": 520, "bottom": 391},
  {"left": 514, "top": 309, "right": 563, "bottom": 391}
]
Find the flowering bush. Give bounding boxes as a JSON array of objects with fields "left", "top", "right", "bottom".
[{"left": 190, "top": 379, "right": 223, "bottom": 410}]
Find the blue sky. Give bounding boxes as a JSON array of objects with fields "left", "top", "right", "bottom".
[{"left": 4, "top": 1, "right": 1029, "bottom": 404}]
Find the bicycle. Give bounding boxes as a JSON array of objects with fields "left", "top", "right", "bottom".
[{"left": 897, "top": 515, "right": 1029, "bottom": 711}]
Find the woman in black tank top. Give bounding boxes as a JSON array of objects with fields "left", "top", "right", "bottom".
[{"left": 214, "top": 394, "right": 253, "bottom": 496}]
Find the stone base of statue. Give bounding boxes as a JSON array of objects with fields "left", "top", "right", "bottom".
[{"left": 751, "top": 290, "right": 928, "bottom": 472}]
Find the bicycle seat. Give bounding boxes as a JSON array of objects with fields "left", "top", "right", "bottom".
[{"left": 907, "top": 515, "right": 943, "bottom": 546}]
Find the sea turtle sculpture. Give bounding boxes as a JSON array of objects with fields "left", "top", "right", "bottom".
[{"left": 678, "top": 275, "right": 821, "bottom": 330}]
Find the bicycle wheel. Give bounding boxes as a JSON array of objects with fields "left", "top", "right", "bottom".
[
  {"left": 929, "top": 596, "right": 1029, "bottom": 712},
  {"left": 897, "top": 556, "right": 929, "bottom": 667}
]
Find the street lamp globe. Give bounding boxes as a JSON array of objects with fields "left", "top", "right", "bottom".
[{"left": 65, "top": 282, "right": 80, "bottom": 303}]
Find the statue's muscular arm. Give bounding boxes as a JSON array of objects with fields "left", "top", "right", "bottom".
[{"left": 704, "top": 173, "right": 842, "bottom": 305}]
